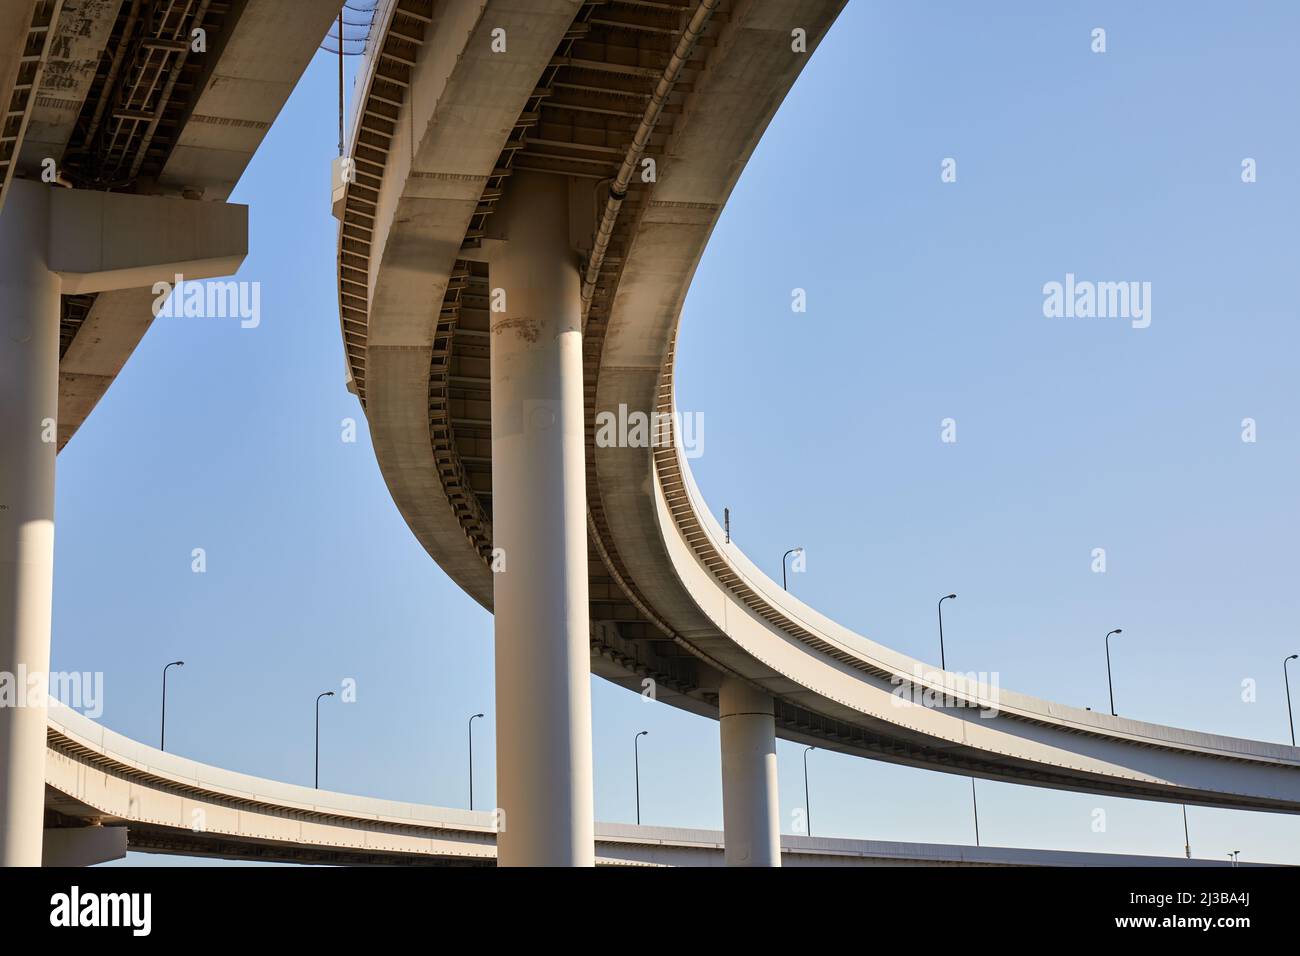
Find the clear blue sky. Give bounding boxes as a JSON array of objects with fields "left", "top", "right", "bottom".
[{"left": 59, "top": 1, "right": 1300, "bottom": 865}]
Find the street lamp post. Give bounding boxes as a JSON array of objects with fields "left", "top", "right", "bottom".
[
  {"left": 802, "top": 746, "right": 815, "bottom": 837},
  {"left": 937, "top": 594, "right": 956, "bottom": 670},
  {"left": 315, "top": 691, "right": 334, "bottom": 789},
  {"left": 1229, "top": 849, "right": 1240, "bottom": 867},
  {"left": 935, "top": 594, "right": 976, "bottom": 842},
  {"left": 634, "top": 731, "right": 648, "bottom": 825},
  {"left": 782, "top": 548, "right": 803, "bottom": 591},
  {"left": 468, "top": 712, "right": 484, "bottom": 810},
  {"left": 160, "top": 660, "right": 184, "bottom": 751},
  {"left": 1105, "top": 629, "right": 1123, "bottom": 716},
  {"left": 1182, "top": 804, "right": 1191, "bottom": 859},
  {"left": 1284, "top": 654, "right": 1298, "bottom": 746}
]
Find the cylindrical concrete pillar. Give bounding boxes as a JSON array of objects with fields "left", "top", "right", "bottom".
[
  {"left": 0, "top": 182, "right": 59, "bottom": 867},
  {"left": 489, "top": 172, "right": 594, "bottom": 866},
  {"left": 719, "top": 676, "right": 781, "bottom": 866}
]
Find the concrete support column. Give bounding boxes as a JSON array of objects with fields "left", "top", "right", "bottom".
[
  {"left": 0, "top": 180, "right": 245, "bottom": 866},
  {"left": 489, "top": 172, "right": 594, "bottom": 866},
  {"left": 0, "top": 182, "right": 59, "bottom": 867},
  {"left": 719, "top": 676, "right": 781, "bottom": 866}
]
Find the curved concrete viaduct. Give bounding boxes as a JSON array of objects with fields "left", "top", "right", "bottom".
[
  {"left": 0, "top": 0, "right": 1291, "bottom": 869},
  {"left": 43, "top": 705, "right": 1235, "bottom": 868},
  {"left": 334, "top": 0, "right": 1300, "bottom": 864}
]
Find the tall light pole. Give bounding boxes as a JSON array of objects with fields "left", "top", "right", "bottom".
[
  {"left": 634, "top": 730, "right": 648, "bottom": 825},
  {"left": 160, "top": 660, "right": 184, "bottom": 751},
  {"left": 1229, "top": 849, "right": 1240, "bottom": 867},
  {"left": 1284, "top": 654, "right": 1298, "bottom": 746},
  {"left": 1181, "top": 804, "right": 1191, "bottom": 859},
  {"left": 802, "top": 746, "right": 815, "bottom": 837},
  {"left": 468, "top": 712, "right": 484, "bottom": 810},
  {"left": 315, "top": 691, "right": 334, "bottom": 789},
  {"left": 937, "top": 594, "right": 956, "bottom": 670},
  {"left": 1105, "top": 629, "right": 1123, "bottom": 716},
  {"left": 782, "top": 548, "right": 803, "bottom": 591},
  {"left": 936, "top": 594, "right": 975, "bottom": 841}
]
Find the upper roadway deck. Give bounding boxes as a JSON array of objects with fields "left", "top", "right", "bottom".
[
  {"left": 1, "top": 0, "right": 344, "bottom": 449},
  {"left": 335, "top": 0, "right": 1300, "bottom": 815}
]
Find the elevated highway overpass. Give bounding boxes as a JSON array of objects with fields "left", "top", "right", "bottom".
[
  {"left": 333, "top": 0, "right": 1300, "bottom": 866},
  {"left": 2, "top": 0, "right": 1295, "bottom": 869},
  {"left": 43, "top": 704, "right": 1240, "bottom": 868},
  {"left": 0, "top": 0, "right": 346, "bottom": 866}
]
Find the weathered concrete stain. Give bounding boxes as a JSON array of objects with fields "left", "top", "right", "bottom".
[{"left": 492, "top": 315, "right": 541, "bottom": 344}]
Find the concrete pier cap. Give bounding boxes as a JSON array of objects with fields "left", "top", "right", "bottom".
[{"left": 46, "top": 184, "right": 248, "bottom": 294}]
